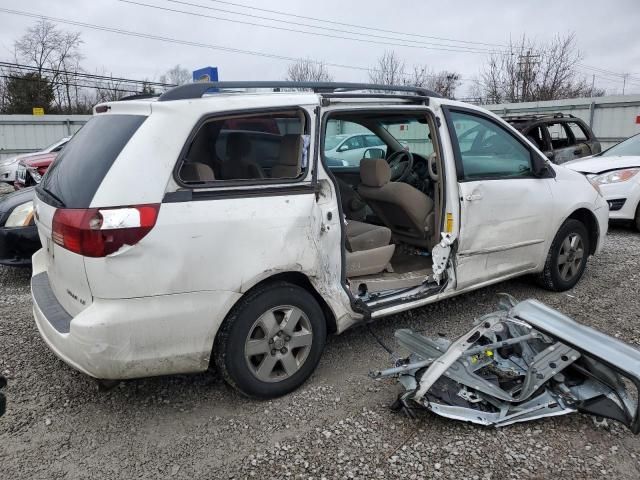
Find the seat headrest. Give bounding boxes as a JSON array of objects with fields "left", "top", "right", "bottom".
[
  {"left": 279, "top": 134, "right": 302, "bottom": 166},
  {"left": 226, "top": 132, "right": 252, "bottom": 158},
  {"left": 360, "top": 158, "right": 391, "bottom": 187},
  {"left": 181, "top": 162, "right": 215, "bottom": 182}
]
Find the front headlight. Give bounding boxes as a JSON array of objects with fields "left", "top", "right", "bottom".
[
  {"left": 4, "top": 201, "right": 34, "bottom": 228},
  {"left": 592, "top": 168, "right": 640, "bottom": 185}
]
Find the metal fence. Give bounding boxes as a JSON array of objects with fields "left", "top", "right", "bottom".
[
  {"left": 484, "top": 94, "right": 640, "bottom": 149},
  {"left": 0, "top": 114, "right": 91, "bottom": 160}
]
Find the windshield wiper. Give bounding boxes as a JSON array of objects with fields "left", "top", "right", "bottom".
[{"left": 36, "top": 185, "right": 66, "bottom": 208}]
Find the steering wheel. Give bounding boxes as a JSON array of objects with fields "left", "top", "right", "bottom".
[
  {"left": 428, "top": 153, "right": 439, "bottom": 181},
  {"left": 388, "top": 150, "right": 414, "bottom": 182}
]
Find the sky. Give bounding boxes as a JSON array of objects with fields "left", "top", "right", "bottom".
[{"left": 0, "top": 0, "right": 639, "bottom": 96}]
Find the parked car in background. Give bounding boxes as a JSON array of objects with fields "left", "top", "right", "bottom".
[
  {"left": 31, "top": 81, "right": 607, "bottom": 399},
  {"left": 0, "top": 136, "right": 70, "bottom": 184},
  {"left": 0, "top": 187, "right": 38, "bottom": 266},
  {"left": 14, "top": 152, "right": 57, "bottom": 190},
  {"left": 503, "top": 113, "right": 600, "bottom": 164},
  {"left": 565, "top": 132, "right": 640, "bottom": 230},
  {"left": 324, "top": 133, "right": 387, "bottom": 166}
]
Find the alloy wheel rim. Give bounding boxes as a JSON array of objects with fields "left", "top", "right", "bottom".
[
  {"left": 244, "top": 305, "right": 313, "bottom": 383},
  {"left": 557, "top": 233, "right": 585, "bottom": 282}
]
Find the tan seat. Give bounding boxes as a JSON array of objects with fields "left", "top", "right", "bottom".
[
  {"left": 220, "top": 132, "right": 265, "bottom": 180},
  {"left": 181, "top": 162, "right": 215, "bottom": 182},
  {"left": 345, "top": 220, "right": 395, "bottom": 277},
  {"left": 271, "top": 134, "right": 302, "bottom": 178},
  {"left": 358, "top": 158, "right": 435, "bottom": 248}
]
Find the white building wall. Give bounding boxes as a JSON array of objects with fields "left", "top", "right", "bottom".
[{"left": 0, "top": 115, "right": 91, "bottom": 160}]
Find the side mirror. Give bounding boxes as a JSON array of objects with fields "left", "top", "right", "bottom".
[
  {"left": 364, "top": 147, "right": 385, "bottom": 159},
  {"left": 337, "top": 145, "right": 348, "bottom": 152},
  {"left": 531, "top": 151, "right": 550, "bottom": 176}
]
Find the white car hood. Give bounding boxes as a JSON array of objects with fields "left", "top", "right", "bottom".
[{"left": 564, "top": 155, "right": 640, "bottom": 174}]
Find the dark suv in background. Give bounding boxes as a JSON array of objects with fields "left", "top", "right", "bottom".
[{"left": 504, "top": 113, "right": 601, "bottom": 164}]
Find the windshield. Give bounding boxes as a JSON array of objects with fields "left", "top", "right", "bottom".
[
  {"left": 601, "top": 134, "right": 640, "bottom": 157},
  {"left": 380, "top": 117, "right": 434, "bottom": 157}
]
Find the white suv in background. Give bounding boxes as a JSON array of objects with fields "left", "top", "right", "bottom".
[{"left": 31, "top": 82, "right": 608, "bottom": 399}]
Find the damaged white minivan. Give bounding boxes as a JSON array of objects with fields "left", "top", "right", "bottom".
[{"left": 31, "top": 82, "right": 608, "bottom": 398}]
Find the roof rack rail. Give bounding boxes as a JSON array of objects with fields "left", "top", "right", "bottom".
[
  {"left": 503, "top": 112, "right": 576, "bottom": 120},
  {"left": 157, "top": 81, "right": 441, "bottom": 102}
]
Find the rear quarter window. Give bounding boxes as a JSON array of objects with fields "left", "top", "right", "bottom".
[{"left": 38, "top": 115, "right": 146, "bottom": 208}]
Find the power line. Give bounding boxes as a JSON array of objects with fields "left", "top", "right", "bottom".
[
  {"left": 198, "top": 0, "right": 508, "bottom": 48},
  {"left": 0, "top": 7, "right": 472, "bottom": 79},
  {"left": 0, "top": 74, "right": 144, "bottom": 95},
  {"left": 117, "top": 0, "right": 505, "bottom": 55},
  {"left": 157, "top": 0, "right": 504, "bottom": 53},
  {"left": 0, "top": 61, "right": 176, "bottom": 88}
]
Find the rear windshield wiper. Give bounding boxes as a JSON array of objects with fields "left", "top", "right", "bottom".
[{"left": 36, "top": 185, "right": 66, "bottom": 208}]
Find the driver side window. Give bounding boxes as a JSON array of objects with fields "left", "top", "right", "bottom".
[
  {"left": 324, "top": 120, "right": 384, "bottom": 169},
  {"left": 450, "top": 111, "right": 532, "bottom": 180}
]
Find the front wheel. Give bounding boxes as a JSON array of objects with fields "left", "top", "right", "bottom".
[
  {"left": 213, "top": 282, "right": 326, "bottom": 399},
  {"left": 537, "top": 219, "right": 590, "bottom": 292}
]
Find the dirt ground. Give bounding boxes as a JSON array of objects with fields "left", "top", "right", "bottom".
[{"left": 1, "top": 188, "right": 639, "bottom": 478}]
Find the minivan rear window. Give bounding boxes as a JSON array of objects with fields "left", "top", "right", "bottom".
[{"left": 38, "top": 114, "right": 146, "bottom": 208}]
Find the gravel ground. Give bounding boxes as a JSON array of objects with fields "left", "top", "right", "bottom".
[{"left": 1, "top": 200, "right": 639, "bottom": 478}]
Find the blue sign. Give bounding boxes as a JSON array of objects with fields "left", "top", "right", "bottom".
[{"left": 192, "top": 67, "right": 218, "bottom": 83}]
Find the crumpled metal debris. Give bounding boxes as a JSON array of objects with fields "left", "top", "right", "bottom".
[{"left": 371, "top": 295, "right": 640, "bottom": 432}]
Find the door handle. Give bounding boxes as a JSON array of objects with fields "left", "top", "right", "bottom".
[
  {"left": 465, "top": 194, "right": 483, "bottom": 201},
  {"left": 573, "top": 149, "right": 582, "bottom": 155}
]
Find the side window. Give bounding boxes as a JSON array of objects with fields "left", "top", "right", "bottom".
[
  {"left": 178, "top": 111, "right": 307, "bottom": 184},
  {"left": 524, "top": 125, "right": 547, "bottom": 151},
  {"left": 364, "top": 135, "right": 384, "bottom": 147},
  {"left": 450, "top": 111, "right": 533, "bottom": 180},
  {"left": 546, "top": 122, "right": 574, "bottom": 149},
  {"left": 567, "top": 122, "right": 589, "bottom": 142}
]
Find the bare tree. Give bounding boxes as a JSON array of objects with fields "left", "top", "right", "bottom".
[
  {"left": 14, "top": 19, "right": 85, "bottom": 113},
  {"left": 369, "top": 52, "right": 461, "bottom": 98},
  {"left": 476, "top": 34, "right": 605, "bottom": 104},
  {"left": 159, "top": 65, "right": 191, "bottom": 86},
  {"left": 285, "top": 58, "right": 333, "bottom": 82},
  {"left": 368, "top": 51, "right": 406, "bottom": 85}
]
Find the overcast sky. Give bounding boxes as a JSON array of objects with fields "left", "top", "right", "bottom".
[{"left": 0, "top": 0, "right": 639, "bottom": 96}]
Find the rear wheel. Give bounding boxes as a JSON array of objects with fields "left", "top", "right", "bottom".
[
  {"left": 213, "top": 281, "right": 326, "bottom": 398},
  {"left": 635, "top": 203, "right": 640, "bottom": 231},
  {"left": 537, "top": 219, "right": 590, "bottom": 292}
]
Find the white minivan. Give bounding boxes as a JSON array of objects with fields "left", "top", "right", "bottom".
[{"left": 31, "top": 82, "right": 608, "bottom": 398}]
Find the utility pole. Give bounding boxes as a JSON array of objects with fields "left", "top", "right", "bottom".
[
  {"left": 590, "top": 74, "right": 595, "bottom": 97},
  {"left": 622, "top": 74, "right": 628, "bottom": 95},
  {"left": 517, "top": 50, "right": 540, "bottom": 102}
]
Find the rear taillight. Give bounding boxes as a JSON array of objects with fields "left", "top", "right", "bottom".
[{"left": 52, "top": 204, "right": 160, "bottom": 257}]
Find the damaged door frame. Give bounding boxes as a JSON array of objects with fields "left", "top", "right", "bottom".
[{"left": 316, "top": 104, "right": 455, "bottom": 319}]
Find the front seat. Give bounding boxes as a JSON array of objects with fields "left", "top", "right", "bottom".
[
  {"left": 271, "top": 134, "right": 302, "bottom": 178},
  {"left": 220, "top": 132, "right": 265, "bottom": 180},
  {"left": 358, "top": 158, "right": 435, "bottom": 248},
  {"left": 344, "top": 220, "right": 395, "bottom": 277}
]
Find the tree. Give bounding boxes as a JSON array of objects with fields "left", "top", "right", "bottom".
[
  {"left": 285, "top": 58, "right": 333, "bottom": 83},
  {"left": 368, "top": 51, "right": 462, "bottom": 98},
  {"left": 4, "top": 72, "right": 55, "bottom": 114},
  {"left": 13, "top": 19, "right": 85, "bottom": 113},
  {"left": 159, "top": 65, "right": 191, "bottom": 86},
  {"left": 476, "top": 34, "right": 605, "bottom": 104}
]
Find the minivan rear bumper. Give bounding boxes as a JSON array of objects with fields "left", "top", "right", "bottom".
[{"left": 31, "top": 249, "right": 242, "bottom": 380}]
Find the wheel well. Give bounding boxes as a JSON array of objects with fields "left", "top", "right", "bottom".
[
  {"left": 242, "top": 272, "right": 338, "bottom": 334},
  {"left": 567, "top": 208, "right": 599, "bottom": 254}
]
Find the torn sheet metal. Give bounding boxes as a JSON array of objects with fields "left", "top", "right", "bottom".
[{"left": 371, "top": 296, "right": 640, "bottom": 432}]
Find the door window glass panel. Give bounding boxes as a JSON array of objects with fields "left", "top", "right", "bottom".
[
  {"left": 324, "top": 120, "right": 382, "bottom": 168},
  {"left": 450, "top": 111, "right": 533, "bottom": 180},
  {"left": 178, "top": 111, "right": 306, "bottom": 183}
]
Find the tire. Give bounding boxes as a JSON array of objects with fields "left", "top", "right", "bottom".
[
  {"left": 537, "top": 219, "right": 590, "bottom": 292},
  {"left": 635, "top": 202, "right": 640, "bottom": 232},
  {"left": 213, "top": 281, "right": 327, "bottom": 399}
]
